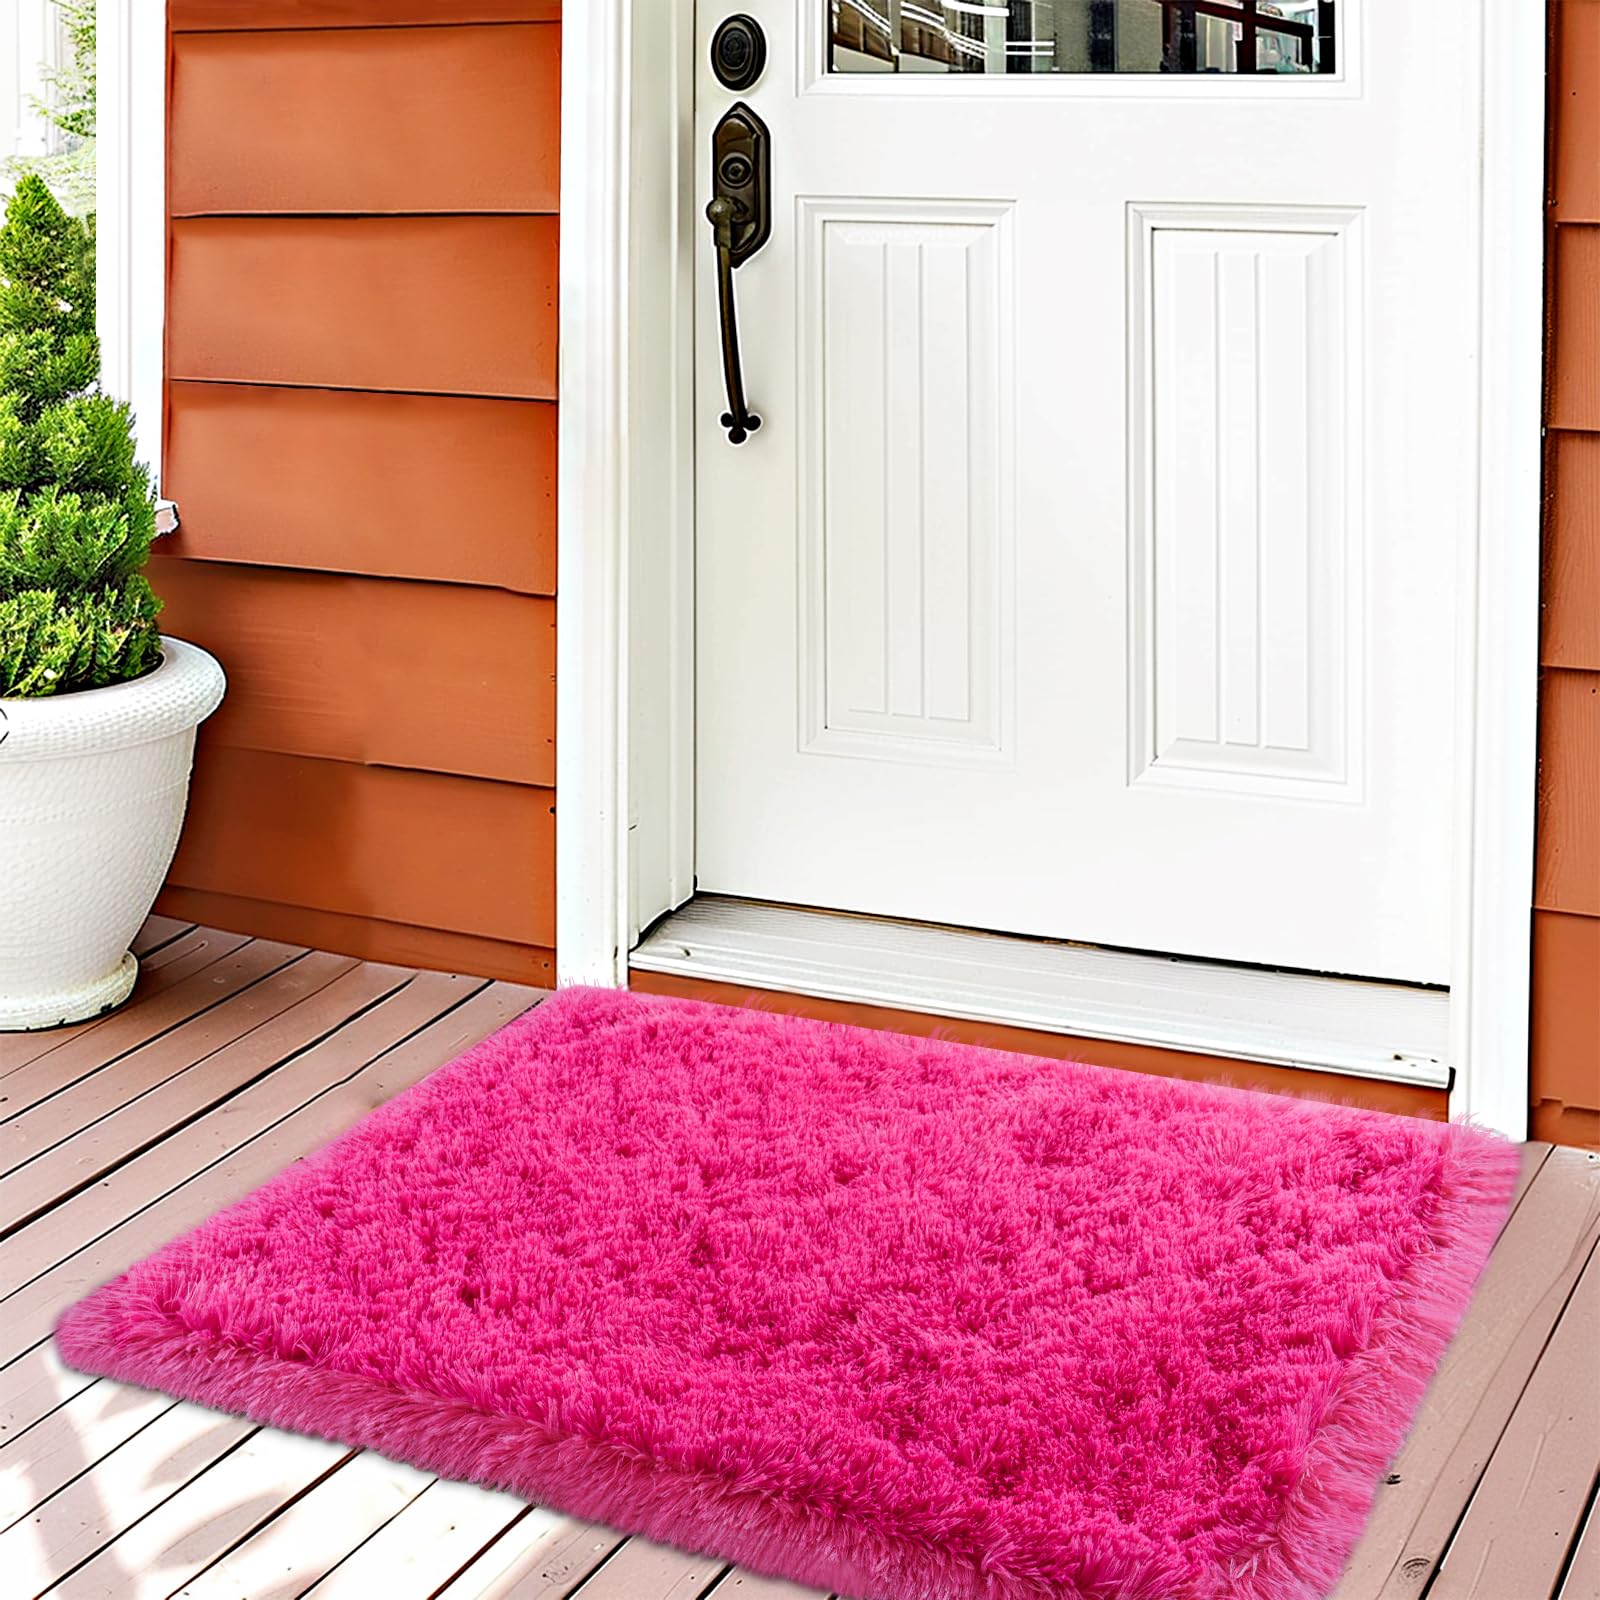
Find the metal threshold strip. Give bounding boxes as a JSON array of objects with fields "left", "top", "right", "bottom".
[{"left": 630, "top": 896, "right": 1452, "bottom": 1089}]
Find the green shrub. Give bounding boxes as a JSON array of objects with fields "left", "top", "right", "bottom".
[{"left": 0, "top": 174, "right": 160, "bottom": 698}]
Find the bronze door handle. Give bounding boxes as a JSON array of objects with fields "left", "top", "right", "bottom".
[{"left": 707, "top": 102, "right": 770, "bottom": 445}]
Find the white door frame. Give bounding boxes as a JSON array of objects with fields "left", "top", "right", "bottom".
[
  {"left": 555, "top": 0, "right": 1545, "bottom": 1138},
  {"left": 94, "top": 0, "right": 166, "bottom": 482}
]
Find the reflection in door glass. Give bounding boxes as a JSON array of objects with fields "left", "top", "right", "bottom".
[{"left": 829, "top": 0, "right": 1335, "bottom": 75}]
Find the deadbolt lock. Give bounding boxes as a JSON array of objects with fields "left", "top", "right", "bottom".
[{"left": 711, "top": 14, "right": 767, "bottom": 91}]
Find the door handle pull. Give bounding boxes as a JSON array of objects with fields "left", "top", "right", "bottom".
[{"left": 707, "top": 102, "right": 770, "bottom": 445}]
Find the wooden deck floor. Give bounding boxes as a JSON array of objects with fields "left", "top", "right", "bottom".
[{"left": 0, "top": 919, "right": 1595, "bottom": 1600}]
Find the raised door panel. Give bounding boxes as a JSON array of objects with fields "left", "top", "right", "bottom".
[
  {"left": 170, "top": 24, "right": 559, "bottom": 216},
  {"left": 799, "top": 200, "right": 1014, "bottom": 766},
  {"left": 168, "top": 217, "right": 558, "bottom": 398},
  {"left": 1130, "top": 207, "right": 1362, "bottom": 799},
  {"left": 164, "top": 384, "right": 556, "bottom": 594},
  {"left": 153, "top": 562, "right": 556, "bottom": 786}
]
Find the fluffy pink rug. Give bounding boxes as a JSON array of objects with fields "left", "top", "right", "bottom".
[{"left": 57, "top": 988, "right": 1516, "bottom": 1600}]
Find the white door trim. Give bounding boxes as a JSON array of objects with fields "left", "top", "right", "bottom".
[
  {"left": 555, "top": 0, "right": 1544, "bottom": 1137},
  {"left": 94, "top": 0, "right": 166, "bottom": 481},
  {"left": 1446, "top": 0, "right": 1546, "bottom": 1139},
  {"left": 554, "top": 0, "right": 629, "bottom": 987}
]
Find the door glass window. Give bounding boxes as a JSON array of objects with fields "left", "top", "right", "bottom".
[{"left": 829, "top": 0, "right": 1336, "bottom": 75}]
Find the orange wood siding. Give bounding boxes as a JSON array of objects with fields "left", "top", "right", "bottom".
[
  {"left": 163, "top": 384, "right": 556, "bottom": 592},
  {"left": 157, "top": 7, "right": 558, "bottom": 982},
  {"left": 1542, "top": 432, "right": 1600, "bottom": 668},
  {"left": 629, "top": 974, "right": 1450, "bottom": 1123},
  {"left": 169, "top": 1, "right": 559, "bottom": 26},
  {"left": 154, "top": 564, "right": 555, "bottom": 786},
  {"left": 171, "top": 750, "right": 555, "bottom": 949},
  {"left": 168, "top": 218, "right": 558, "bottom": 397},
  {"left": 1534, "top": 0, "right": 1600, "bottom": 1147},
  {"left": 168, "top": 26, "right": 560, "bottom": 215}
]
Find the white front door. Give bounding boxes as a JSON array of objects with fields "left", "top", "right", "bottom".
[{"left": 694, "top": 1, "right": 1477, "bottom": 984}]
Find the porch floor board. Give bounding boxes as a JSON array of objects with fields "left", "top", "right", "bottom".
[{"left": 0, "top": 922, "right": 1594, "bottom": 1600}]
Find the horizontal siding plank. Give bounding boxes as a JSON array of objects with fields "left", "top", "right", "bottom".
[
  {"left": 170, "top": 1, "right": 559, "bottom": 26},
  {"left": 1532, "top": 1099, "right": 1600, "bottom": 1149},
  {"left": 170, "top": 24, "right": 558, "bottom": 216},
  {"left": 1544, "top": 431, "right": 1600, "bottom": 669},
  {"left": 154, "top": 561, "right": 555, "bottom": 784},
  {"left": 164, "top": 383, "right": 555, "bottom": 593},
  {"left": 168, "top": 748, "right": 555, "bottom": 947},
  {"left": 168, "top": 216, "right": 557, "bottom": 397},
  {"left": 1553, "top": 0, "right": 1600, "bottom": 224},
  {"left": 1549, "top": 225, "right": 1600, "bottom": 432},
  {"left": 628, "top": 972, "right": 1450, "bottom": 1122},
  {"left": 1532, "top": 910, "right": 1600, "bottom": 1113},
  {"left": 1535, "top": 669, "right": 1600, "bottom": 916},
  {"left": 156, "top": 887, "right": 554, "bottom": 987}
]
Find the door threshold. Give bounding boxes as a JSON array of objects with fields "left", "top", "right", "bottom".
[{"left": 630, "top": 897, "right": 1452, "bottom": 1089}]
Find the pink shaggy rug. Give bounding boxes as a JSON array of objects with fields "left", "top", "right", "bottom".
[{"left": 57, "top": 988, "right": 1517, "bottom": 1600}]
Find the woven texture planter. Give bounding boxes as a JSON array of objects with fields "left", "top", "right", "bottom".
[{"left": 0, "top": 638, "right": 225, "bottom": 1030}]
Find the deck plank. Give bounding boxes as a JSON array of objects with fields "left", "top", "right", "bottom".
[
  {"left": 0, "top": 983, "right": 541, "bottom": 1367},
  {"left": 0, "top": 947, "right": 343, "bottom": 1175},
  {"left": 0, "top": 938, "right": 299, "bottom": 1129},
  {"left": 47, "top": 1425, "right": 350, "bottom": 1599},
  {"left": 168, "top": 1448, "right": 431, "bottom": 1599},
  {"left": 0, "top": 1346, "right": 94, "bottom": 1457},
  {"left": 1429, "top": 1240, "right": 1600, "bottom": 1598},
  {"left": 131, "top": 916, "right": 195, "bottom": 957},
  {"left": 0, "top": 929, "right": 253, "bottom": 1087},
  {"left": 431, "top": 1511, "right": 625, "bottom": 1599},
  {"left": 569, "top": 1539, "right": 728, "bottom": 1599},
  {"left": 703, "top": 1569, "right": 836, "bottom": 1599},
  {"left": 301, "top": 1475, "right": 531, "bottom": 1597},
  {"left": 1333, "top": 1145, "right": 1600, "bottom": 1599},
  {"left": 1560, "top": 1491, "right": 1600, "bottom": 1600},
  {"left": 0, "top": 970, "right": 482, "bottom": 1303},
  {"left": 0, "top": 1400, "right": 255, "bottom": 1594},
  {"left": 0, "top": 1379, "right": 172, "bottom": 1532},
  {"left": 0, "top": 955, "right": 396, "bottom": 1233}
]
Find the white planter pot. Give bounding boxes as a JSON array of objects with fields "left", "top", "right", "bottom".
[{"left": 0, "top": 638, "right": 226, "bottom": 1031}]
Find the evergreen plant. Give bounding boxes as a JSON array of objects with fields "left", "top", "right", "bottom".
[{"left": 0, "top": 174, "right": 160, "bottom": 698}]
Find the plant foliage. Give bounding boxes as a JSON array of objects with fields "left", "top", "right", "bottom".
[{"left": 0, "top": 175, "right": 160, "bottom": 698}]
